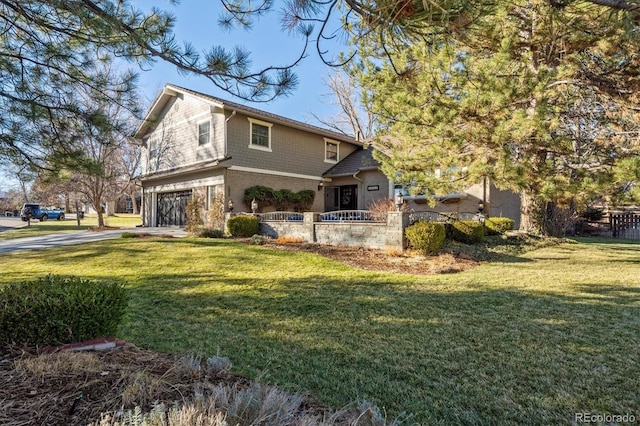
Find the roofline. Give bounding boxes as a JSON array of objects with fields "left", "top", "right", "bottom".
[{"left": 133, "top": 84, "right": 361, "bottom": 145}]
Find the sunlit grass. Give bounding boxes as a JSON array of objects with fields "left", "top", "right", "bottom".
[
  {"left": 0, "top": 236, "right": 639, "bottom": 423},
  {"left": 0, "top": 213, "right": 142, "bottom": 241}
]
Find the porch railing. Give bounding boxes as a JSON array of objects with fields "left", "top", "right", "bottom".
[
  {"left": 259, "top": 212, "right": 303, "bottom": 222},
  {"left": 318, "top": 210, "right": 386, "bottom": 223}
]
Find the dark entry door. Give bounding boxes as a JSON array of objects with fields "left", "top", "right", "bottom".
[
  {"left": 339, "top": 185, "right": 357, "bottom": 210},
  {"left": 157, "top": 190, "right": 191, "bottom": 227}
]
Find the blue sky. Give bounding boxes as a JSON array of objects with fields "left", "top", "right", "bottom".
[
  {"left": 1, "top": 1, "right": 345, "bottom": 192},
  {"left": 135, "top": 0, "right": 342, "bottom": 123}
]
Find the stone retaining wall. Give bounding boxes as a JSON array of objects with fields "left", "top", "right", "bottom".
[{"left": 257, "top": 212, "right": 408, "bottom": 251}]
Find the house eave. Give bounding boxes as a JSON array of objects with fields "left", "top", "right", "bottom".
[{"left": 139, "top": 157, "right": 231, "bottom": 183}]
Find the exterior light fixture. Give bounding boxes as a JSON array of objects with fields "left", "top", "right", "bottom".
[
  {"left": 394, "top": 193, "right": 404, "bottom": 211},
  {"left": 227, "top": 199, "right": 234, "bottom": 212},
  {"left": 251, "top": 198, "right": 258, "bottom": 214},
  {"left": 318, "top": 181, "right": 324, "bottom": 191},
  {"left": 478, "top": 201, "right": 485, "bottom": 213}
]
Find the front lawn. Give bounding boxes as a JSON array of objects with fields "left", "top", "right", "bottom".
[{"left": 0, "top": 237, "right": 638, "bottom": 424}]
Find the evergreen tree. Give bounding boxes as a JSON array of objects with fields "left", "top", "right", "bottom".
[{"left": 352, "top": 1, "right": 640, "bottom": 235}]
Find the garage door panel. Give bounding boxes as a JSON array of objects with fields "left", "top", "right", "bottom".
[{"left": 157, "top": 190, "right": 191, "bottom": 227}]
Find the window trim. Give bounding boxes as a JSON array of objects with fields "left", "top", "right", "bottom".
[
  {"left": 324, "top": 138, "right": 339, "bottom": 163},
  {"left": 197, "top": 119, "right": 211, "bottom": 146},
  {"left": 248, "top": 118, "right": 272, "bottom": 152}
]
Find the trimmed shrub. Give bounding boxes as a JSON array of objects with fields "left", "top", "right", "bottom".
[
  {"left": 197, "top": 228, "right": 225, "bottom": 238},
  {"left": 274, "top": 189, "right": 299, "bottom": 211},
  {"left": 243, "top": 185, "right": 276, "bottom": 210},
  {"left": 296, "top": 190, "right": 316, "bottom": 211},
  {"left": 484, "top": 217, "right": 515, "bottom": 235},
  {"left": 243, "top": 185, "right": 316, "bottom": 212},
  {"left": 226, "top": 215, "right": 259, "bottom": 237},
  {"left": 0, "top": 275, "right": 128, "bottom": 346},
  {"left": 451, "top": 220, "right": 485, "bottom": 244},
  {"left": 405, "top": 220, "right": 446, "bottom": 255}
]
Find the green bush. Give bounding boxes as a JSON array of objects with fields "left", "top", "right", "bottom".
[
  {"left": 405, "top": 221, "right": 446, "bottom": 255},
  {"left": 484, "top": 217, "right": 515, "bottom": 235},
  {"left": 274, "top": 189, "right": 299, "bottom": 210},
  {"left": 243, "top": 185, "right": 315, "bottom": 212},
  {"left": 243, "top": 185, "right": 276, "bottom": 210},
  {"left": 0, "top": 275, "right": 128, "bottom": 346},
  {"left": 451, "top": 220, "right": 485, "bottom": 244},
  {"left": 227, "top": 215, "right": 260, "bottom": 237},
  {"left": 197, "top": 227, "right": 225, "bottom": 238},
  {"left": 297, "top": 190, "right": 316, "bottom": 211}
]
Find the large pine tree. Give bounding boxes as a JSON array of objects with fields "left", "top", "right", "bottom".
[{"left": 352, "top": 1, "right": 640, "bottom": 234}]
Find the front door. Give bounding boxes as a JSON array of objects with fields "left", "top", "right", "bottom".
[
  {"left": 339, "top": 185, "right": 357, "bottom": 210},
  {"left": 324, "top": 185, "right": 359, "bottom": 211}
]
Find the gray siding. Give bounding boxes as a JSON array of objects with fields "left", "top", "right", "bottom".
[
  {"left": 225, "top": 111, "right": 358, "bottom": 176},
  {"left": 142, "top": 94, "right": 225, "bottom": 175}
]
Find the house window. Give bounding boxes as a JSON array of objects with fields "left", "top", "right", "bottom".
[
  {"left": 148, "top": 139, "right": 157, "bottom": 159},
  {"left": 198, "top": 120, "right": 211, "bottom": 146},
  {"left": 325, "top": 139, "right": 339, "bottom": 163},
  {"left": 248, "top": 118, "right": 272, "bottom": 151}
]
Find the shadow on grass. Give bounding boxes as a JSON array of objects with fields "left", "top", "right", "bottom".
[
  {"left": 2, "top": 238, "right": 639, "bottom": 423},
  {"left": 119, "top": 273, "right": 639, "bottom": 424}
]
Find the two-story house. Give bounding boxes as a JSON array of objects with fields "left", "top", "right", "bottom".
[
  {"left": 134, "top": 84, "right": 363, "bottom": 227},
  {"left": 135, "top": 84, "right": 521, "bottom": 228}
]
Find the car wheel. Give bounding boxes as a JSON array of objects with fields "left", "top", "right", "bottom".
[
  {"left": 58, "top": 214, "right": 65, "bottom": 221},
  {"left": 41, "top": 214, "right": 48, "bottom": 221}
]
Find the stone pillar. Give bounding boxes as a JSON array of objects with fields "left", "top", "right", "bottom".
[
  {"left": 303, "top": 212, "right": 318, "bottom": 243},
  {"left": 385, "top": 212, "right": 409, "bottom": 251}
]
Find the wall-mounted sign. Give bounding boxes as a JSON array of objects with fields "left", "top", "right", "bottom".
[{"left": 367, "top": 185, "right": 380, "bottom": 191}]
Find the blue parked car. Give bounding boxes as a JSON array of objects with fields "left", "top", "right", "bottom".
[{"left": 20, "top": 203, "right": 65, "bottom": 221}]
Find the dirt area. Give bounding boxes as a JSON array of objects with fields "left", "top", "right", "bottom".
[
  {"left": 0, "top": 344, "right": 336, "bottom": 426},
  {"left": 260, "top": 240, "right": 480, "bottom": 275}
]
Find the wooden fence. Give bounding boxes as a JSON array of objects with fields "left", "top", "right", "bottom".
[{"left": 611, "top": 213, "right": 640, "bottom": 240}]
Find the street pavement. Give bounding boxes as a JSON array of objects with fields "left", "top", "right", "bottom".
[{"left": 0, "top": 216, "right": 186, "bottom": 253}]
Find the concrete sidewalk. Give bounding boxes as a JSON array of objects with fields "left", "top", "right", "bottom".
[{"left": 0, "top": 227, "right": 187, "bottom": 254}]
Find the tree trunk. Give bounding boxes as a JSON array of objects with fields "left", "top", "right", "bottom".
[
  {"left": 93, "top": 196, "right": 105, "bottom": 228},
  {"left": 129, "top": 191, "right": 139, "bottom": 214},
  {"left": 519, "top": 190, "right": 548, "bottom": 235}
]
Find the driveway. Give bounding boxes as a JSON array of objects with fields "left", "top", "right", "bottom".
[{"left": 0, "top": 223, "right": 187, "bottom": 253}]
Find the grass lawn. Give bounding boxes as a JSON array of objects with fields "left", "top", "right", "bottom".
[
  {"left": 0, "top": 213, "right": 142, "bottom": 241},
  {"left": 0, "top": 236, "right": 638, "bottom": 424}
]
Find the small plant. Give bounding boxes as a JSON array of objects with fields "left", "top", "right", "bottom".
[
  {"left": 206, "top": 355, "right": 232, "bottom": 375},
  {"left": 185, "top": 194, "right": 204, "bottom": 235},
  {"left": 197, "top": 228, "right": 225, "bottom": 238},
  {"left": 226, "top": 215, "right": 259, "bottom": 237},
  {"left": 451, "top": 220, "right": 485, "bottom": 244},
  {"left": 207, "top": 192, "right": 226, "bottom": 230},
  {"left": 250, "top": 234, "right": 266, "bottom": 245},
  {"left": 404, "top": 220, "right": 446, "bottom": 255},
  {"left": 120, "top": 232, "right": 139, "bottom": 238},
  {"left": 484, "top": 217, "right": 515, "bottom": 235},
  {"left": 275, "top": 236, "right": 304, "bottom": 244},
  {"left": 0, "top": 275, "right": 127, "bottom": 346}
]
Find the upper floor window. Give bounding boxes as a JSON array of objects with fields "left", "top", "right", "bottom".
[
  {"left": 198, "top": 120, "right": 211, "bottom": 146},
  {"left": 148, "top": 138, "right": 157, "bottom": 159},
  {"left": 248, "top": 118, "right": 272, "bottom": 151},
  {"left": 325, "top": 139, "right": 339, "bottom": 163}
]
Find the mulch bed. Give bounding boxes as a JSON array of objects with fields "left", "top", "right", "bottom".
[
  {"left": 0, "top": 344, "right": 257, "bottom": 426},
  {"left": 260, "top": 241, "right": 480, "bottom": 275}
]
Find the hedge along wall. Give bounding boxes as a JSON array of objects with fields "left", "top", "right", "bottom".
[{"left": 254, "top": 212, "right": 408, "bottom": 251}]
